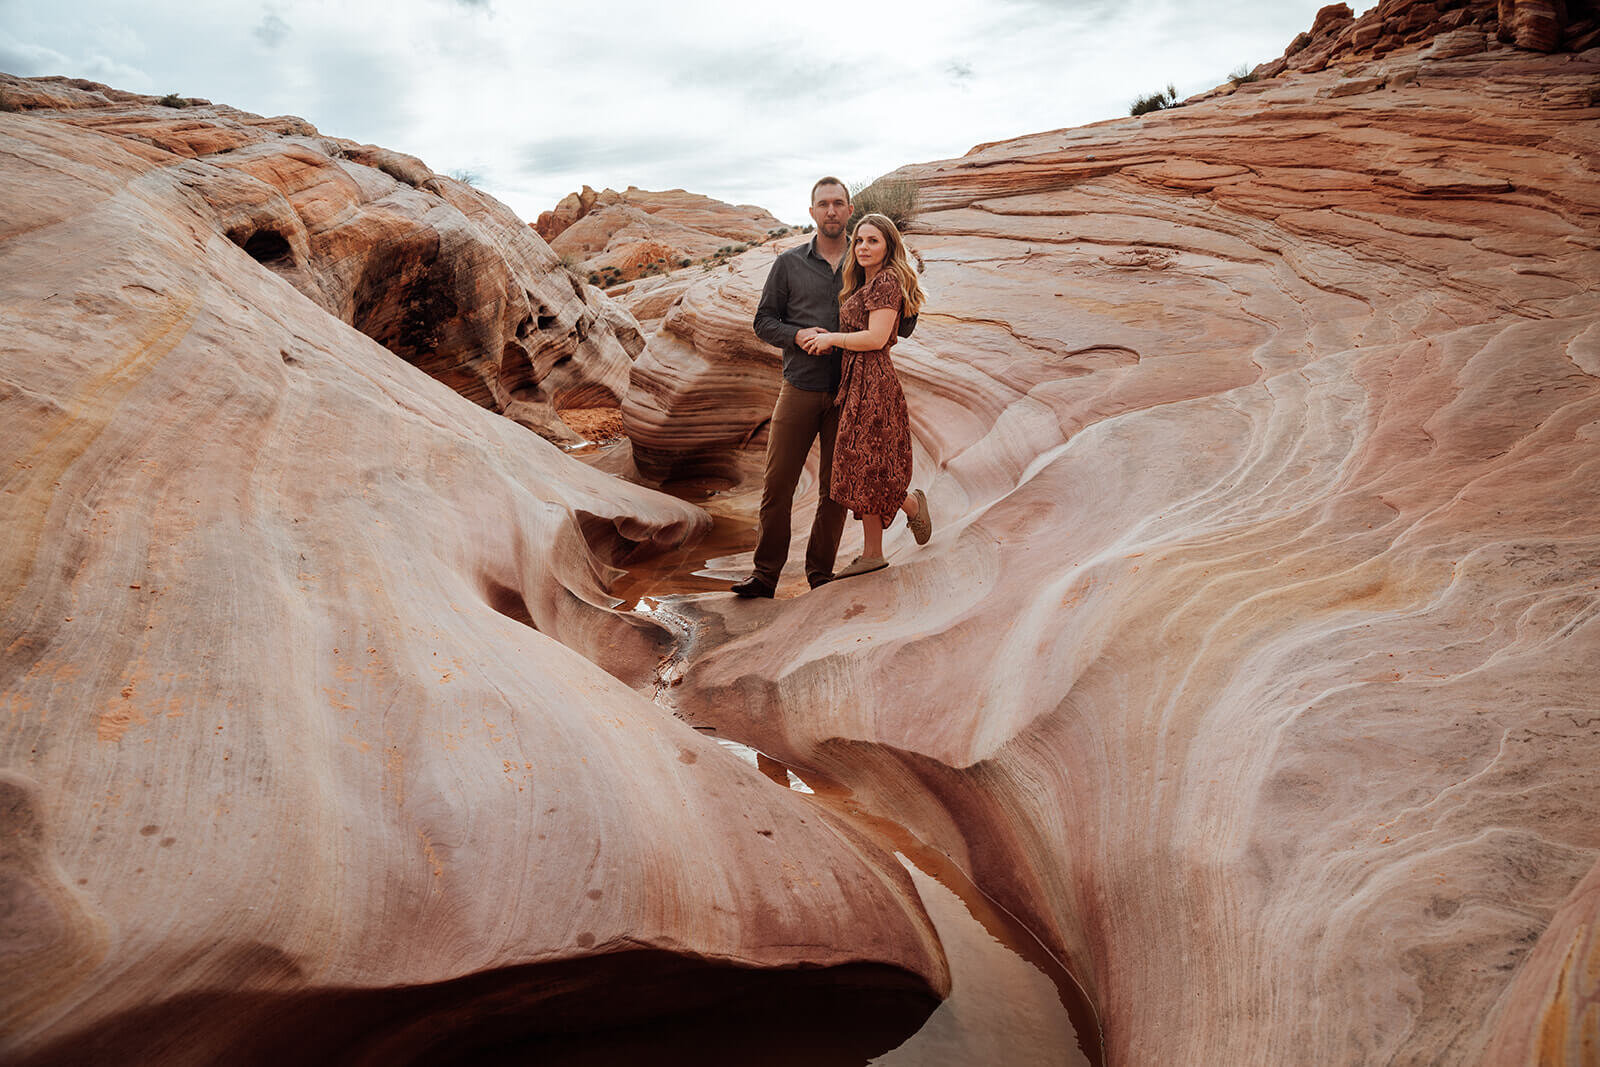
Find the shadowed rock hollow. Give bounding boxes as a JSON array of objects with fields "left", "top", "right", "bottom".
[
  {"left": 623, "top": 9, "right": 1600, "bottom": 1065},
  {"left": 0, "top": 74, "right": 644, "bottom": 445}
]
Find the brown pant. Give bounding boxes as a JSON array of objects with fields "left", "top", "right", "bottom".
[{"left": 752, "top": 381, "right": 847, "bottom": 586}]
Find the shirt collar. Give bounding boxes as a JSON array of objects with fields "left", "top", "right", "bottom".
[{"left": 806, "top": 236, "right": 843, "bottom": 275}]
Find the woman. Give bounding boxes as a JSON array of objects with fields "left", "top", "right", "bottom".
[{"left": 800, "top": 212, "right": 933, "bottom": 578}]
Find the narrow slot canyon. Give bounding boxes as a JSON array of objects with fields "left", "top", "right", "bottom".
[{"left": 584, "top": 463, "right": 1105, "bottom": 1063}]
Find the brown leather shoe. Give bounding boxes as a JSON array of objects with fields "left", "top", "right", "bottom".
[
  {"left": 730, "top": 575, "right": 776, "bottom": 598},
  {"left": 907, "top": 489, "right": 933, "bottom": 545}
]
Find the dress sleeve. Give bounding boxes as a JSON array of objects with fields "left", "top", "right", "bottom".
[{"left": 863, "top": 270, "right": 902, "bottom": 314}]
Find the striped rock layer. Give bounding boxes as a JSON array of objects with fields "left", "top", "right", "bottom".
[
  {"left": 0, "top": 74, "right": 643, "bottom": 444},
  {"left": 640, "top": 30, "right": 1600, "bottom": 1067},
  {"left": 0, "top": 81, "right": 949, "bottom": 1063}
]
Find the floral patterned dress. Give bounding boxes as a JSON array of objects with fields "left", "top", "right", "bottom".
[{"left": 830, "top": 269, "right": 913, "bottom": 519}]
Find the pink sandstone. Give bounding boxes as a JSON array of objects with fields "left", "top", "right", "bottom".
[
  {"left": 538, "top": 185, "right": 791, "bottom": 284},
  {"left": 0, "top": 78, "right": 949, "bottom": 1061},
  {"left": 5, "top": 0, "right": 1600, "bottom": 1060},
  {"left": 626, "top": 17, "right": 1600, "bottom": 1066},
  {"left": 0, "top": 75, "right": 643, "bottom": 446}
]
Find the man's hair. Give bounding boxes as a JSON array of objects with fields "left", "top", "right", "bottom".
[{"left": 810, "top": 176, "right": 849, "bottom": 205}]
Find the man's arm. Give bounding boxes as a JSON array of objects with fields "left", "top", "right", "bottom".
[{"left": 753, "top": 258, "right": 798, "bottom": 350}]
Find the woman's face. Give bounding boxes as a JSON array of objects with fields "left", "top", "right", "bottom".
[{"left": 853, "top": 223, "right": 888, "bottom": 270}]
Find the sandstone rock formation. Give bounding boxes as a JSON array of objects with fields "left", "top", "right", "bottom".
[
  {"left": 623, "top": 254, "right": 786, "bottom": 485},
  {"left": 0, "top": 74, "right": 643, "bottom": 445},
  {"left": 536, "top": 185, "right": 792, "bottom": 285},
  {"left": 7, "top": 0, "right": 1600, "bottom": 1059},
  {"left": 0, "top": 79, "right": 951, "bottom": 1063},
  {"left": 605, "top": 271, "right": 701, "bottom": 339},
  {"left": 1498, "top": 0, "right": 1600, "bottom": 51},
  {"left": 628, "top": 17, "right": 1600, "bottom": 1067},
  {"left": 1256, "top": 0, "right": 1598, "bottom": 77}
]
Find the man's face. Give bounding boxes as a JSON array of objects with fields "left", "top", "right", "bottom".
[{"left": 809, "top": 184, "right": 850, "bottom": 238}]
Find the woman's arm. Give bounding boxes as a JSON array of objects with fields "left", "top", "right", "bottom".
[{"left": 801, "top": 307, "right": 897, "bottom": 353}]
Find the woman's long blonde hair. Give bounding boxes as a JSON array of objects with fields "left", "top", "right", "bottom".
[{"left": 840, "top": 213, "right": 925, "bottom": 318}]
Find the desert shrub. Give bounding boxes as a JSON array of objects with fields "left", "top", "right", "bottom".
[
  {"left": 849, "top": 176, "right": 919, "bottom": 230},
  {"left": 158, "top": 92, "right": 187, "bottom": 109},
  {"left": 557, "top": 252, "right": 590, "bottom": 285},
  {"left": 678, "top": 257, "right": 691, "bottom": 267},
  {"left": 448, "top": 168, "right": 481, "bottom": 186},
  {"left": 1129, "top": 84, "right": 1178, "bottom": 116},
  {"left": 1229, "top": 63, "right": 1260, "bottom": 86}
]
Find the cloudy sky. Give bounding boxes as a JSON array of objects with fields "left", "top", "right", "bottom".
[{"left": 2, "top": 0, "right": 1347, "bottom": 224}]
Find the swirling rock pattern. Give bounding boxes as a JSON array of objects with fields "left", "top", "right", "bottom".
[
  {"left": 623, "top": 251, "right": 790, "bottom": 484},
  {"left": 0, "top": 74, "right": 642, "bottom": 444},
  {"left": 1481, "top": 855, "right": 1600, "bottom": 1064},
  {"left": 0, "top": 83, "right": 949, "bottom": 1062},
  {"left": 650, "top": 33, "right": 1600, "bottom": 1067}
]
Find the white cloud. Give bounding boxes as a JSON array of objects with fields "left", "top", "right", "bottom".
[
  {"left": 0, "top": 33, "right": 150, "bottom": 88},
  {"left": 2, "top": 0, "right": 1337, "bottom": 223}
]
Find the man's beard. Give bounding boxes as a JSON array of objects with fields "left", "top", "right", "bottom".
[{"left": 819, "top": 219, "right": 846, "bottom": 238}]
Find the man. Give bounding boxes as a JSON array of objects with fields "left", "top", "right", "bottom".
[{"left": 731, "top": 177, "right": 914, "bottom": 598}]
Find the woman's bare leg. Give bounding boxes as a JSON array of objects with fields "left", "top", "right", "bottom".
[
  {"left": 861, "top": 515, "right": 887, "bottom": 558},
  {"left": 854, "top": 496, "right": 920, "bottom": 562}
]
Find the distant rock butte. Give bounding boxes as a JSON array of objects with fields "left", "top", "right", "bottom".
[
  {"left": 625, "top": 7, "right": 1600, "bottom": 1065},
  {"left": 0, "top": 75, "right": 949, "bottom": 1061},
  {"left": 535, "top": 185, "right": 792, "bottom": 284}
]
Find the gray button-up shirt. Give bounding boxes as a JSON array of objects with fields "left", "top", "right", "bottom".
[{"left": 753, "top": 238, "right": 845, "bottom": 393}]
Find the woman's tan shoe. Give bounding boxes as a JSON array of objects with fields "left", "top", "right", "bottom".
[
  {"left": 908, "top": 489, "right": 933, "bottom": 545},
  {"left": 834, "top": 555, "right": 888, "bottom": 579}
]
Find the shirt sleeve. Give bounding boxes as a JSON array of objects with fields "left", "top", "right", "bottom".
[
  {"left": 753, "top": 256, "right": 798, "bottom": 350},
  {"left": 863, "top": 269, "right": 902, "bottom": 314}
]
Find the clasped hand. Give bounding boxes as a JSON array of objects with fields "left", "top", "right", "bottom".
[{"left": 797, "top": 326, "right": 836, "bottom": 355}]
